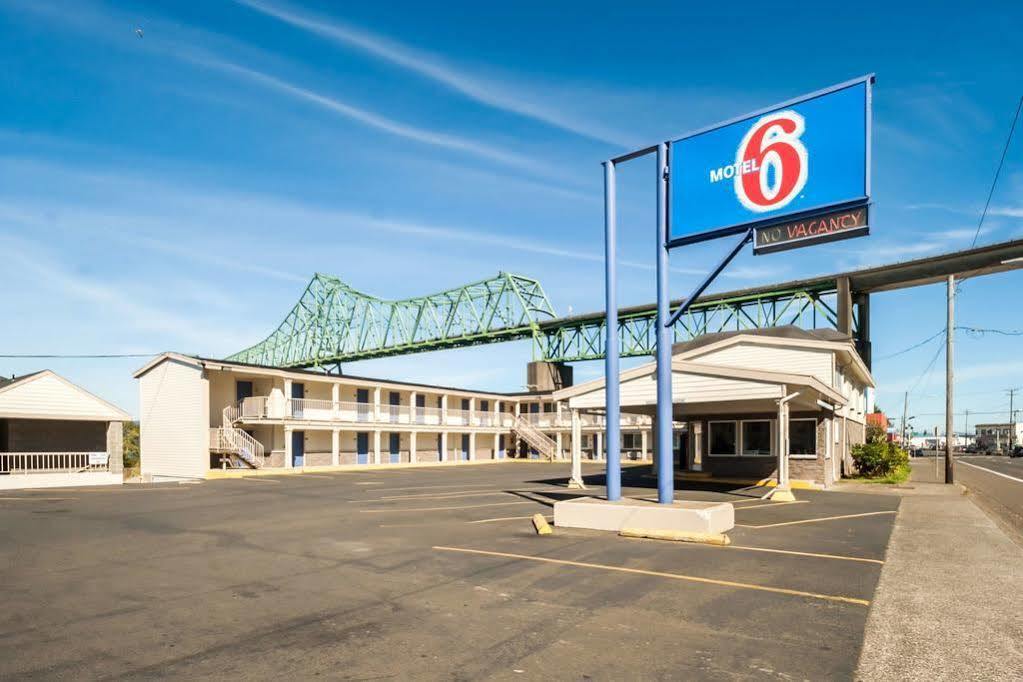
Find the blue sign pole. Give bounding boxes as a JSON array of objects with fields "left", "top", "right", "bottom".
[
  {"left": 655, "top": 143, "right": 674, "bottom": 505},
  {"left": 603, "top": 160, "right": 621, "bottom": 501}
]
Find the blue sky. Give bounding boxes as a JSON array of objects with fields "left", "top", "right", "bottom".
[{"left": 1, "top": 0, "right": 1021, "bottom": 434}]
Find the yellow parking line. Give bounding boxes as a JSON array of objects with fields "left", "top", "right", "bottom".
[
  {"left": 468, "top": 515, "right": 554, "bottom": 524},
  {"left": 371, "top": 483, "right": 497, "bottom": 493},
  {"left": 733, "top": 500, "right": 810, "bottom": 511},
  {"left": 738, "top": 510, "right": 897, "bottom": 529},
  {"left": 374, "top": 489, "right": 554, "bottom": 501},
  {"left": 360, "top": 501, "right": 539, "bottom": 514},
  {"left": 720, "top": 544, "right": 883, "bottom": 564},
  {"left": 433, "top": 546, "right": 870, "bottom": 606}
]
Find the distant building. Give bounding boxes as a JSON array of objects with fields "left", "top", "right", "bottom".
[
  {"left": 974, "top": 423, "right": 1023, "bottom": 452},
  {"left": 0, "top": 370, "right": 129, "bottom": 489}
]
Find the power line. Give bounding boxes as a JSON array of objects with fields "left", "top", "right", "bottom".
[
  {"left": 873, "top": 329, "right": 945, "bottom": 362},
  {"left": 0, "top": 353, "right": 158, "bottom": 359},
  {"left": 958, "top": 326, "right": 1023, "bottom": 338},
  {"left": 875, "top": 325, "right": 1023, "bottom": 364},
  {"left": 971, "top": 94, "right": 1023, "bottom": 248}
]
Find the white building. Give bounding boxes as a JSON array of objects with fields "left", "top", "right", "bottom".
[
  {"left": 975, "top": 423, "right": 1023, "bottom": 451},
  {"left": 554, "top": 328, "right": 873, "bottom": 487},
  {"left": 134, "top": 327, "right": 873, "bottom": 487},
  {"left": 0, "top": 370, "right": 128, "bottom": 489},
  {"left": 133, "top": 353, "right": 653, "bottom": 482}
]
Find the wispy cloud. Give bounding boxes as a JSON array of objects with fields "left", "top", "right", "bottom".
[
  {"left": 233, "top": 0, "right": 636, "bottom": 147},
  {"left": 990, "top": 206, "right": 1023, "bottom": 218},
  {"left": 0, "top": 233, "right": 253, "bottom": 353},
  {"left": 6, "top": 0, "right": 582, "bottom": 192},
  {"left": 0, "top": 154, "right": 769, "bottom": 282},
  {"left": 187, "top": 55, "right": 567, "bottom": 184}
]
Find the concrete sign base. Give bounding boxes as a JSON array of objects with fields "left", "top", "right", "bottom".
[{"left": 553, "top": 497, "right": 734, "bottom": 534}]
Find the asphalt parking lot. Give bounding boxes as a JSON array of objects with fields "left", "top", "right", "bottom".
[{"left": 0, "top": 463, "right": 899, "bottom": 680}]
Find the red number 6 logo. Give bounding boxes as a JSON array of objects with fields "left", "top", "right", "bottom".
[{"left": 735, "top": 110, "right": 808, "bottom": 212}]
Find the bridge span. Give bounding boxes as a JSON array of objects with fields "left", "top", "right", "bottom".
[{"left": 228, "top": 239, "right": 1023, "bottom": 371}]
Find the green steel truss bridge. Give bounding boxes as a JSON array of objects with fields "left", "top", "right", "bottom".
[
  {"left": 227, "top": 272, "right": 557, "bottom": 369},
  {"left": 227, "top": 239, "right": 1023, "bottom": 370}
]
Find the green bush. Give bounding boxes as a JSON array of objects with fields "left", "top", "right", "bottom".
[
  {"left": 123, "top": 421, "right": 140, "bottom": 469},
  {"left": 851, "top": 437, "right": 908, "bottom": 478}
]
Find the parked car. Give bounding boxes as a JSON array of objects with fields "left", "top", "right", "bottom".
[{"left": 1010, "top": 447, "right": 1023, "bottom": 458}]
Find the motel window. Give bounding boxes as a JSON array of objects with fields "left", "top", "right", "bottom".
[
  {"left": 741, "top": 421, "right": 772, "bottom": 456},
  {"left": 709, "top": 421, "right": 737, "bottom": 456},
  {"left": 790, "top": 419, "right": 817, "bottom": 456},
  {"left": 623, "top": 433, "right": 637, "bottom": 450},
  {"left": 543, "top": 403, "right": 554, "bottom": 413}
]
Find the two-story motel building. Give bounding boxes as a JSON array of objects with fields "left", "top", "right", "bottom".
[
  {"left": 133, "top": 353, "right": 652, "bottom": 482},
  {"left": 134, "top": 327, "right": 872, "bottom": 487}
]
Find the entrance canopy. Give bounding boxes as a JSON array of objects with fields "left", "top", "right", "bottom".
[{"left": 555, "top": 359, "right": 845, "bottom": 418}]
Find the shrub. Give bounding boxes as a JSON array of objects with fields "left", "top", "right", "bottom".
[
  {"left": 851, "top": 437, "right": 908, "bottom": 478},
  {"left": 123, "top": 421, "right": 140, "bottom": 469}
]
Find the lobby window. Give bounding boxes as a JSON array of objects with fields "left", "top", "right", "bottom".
[
  {"left": 790, "top": 419, "right": 817, "bottom": 456},
  {"left": 623, "top": 433, "right": 637, "bottom": 449},
  {"left": 741, "top": 420, "right": 772, "bottom": 456},
  {"left": 709, "top": 421, "right": 737, "bottom": 456}
]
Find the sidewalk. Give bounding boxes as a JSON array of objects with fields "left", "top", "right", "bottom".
[{"left": 856, "top": 460, "right": 1023, "bottom": 680}]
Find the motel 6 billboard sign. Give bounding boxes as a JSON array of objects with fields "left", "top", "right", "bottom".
[{"left": 669, "top": 75, "right": 872, "bottom": 253}]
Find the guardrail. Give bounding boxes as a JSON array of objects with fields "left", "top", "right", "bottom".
[{"left": 0, "top": 452, "right": 109, "bottom": 474}]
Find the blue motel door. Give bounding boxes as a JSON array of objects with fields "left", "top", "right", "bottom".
[
  {"left": 389, "top": 433, "right": 400, "bottom": 464},
  {"left": 291, "top": 430, "right": 304, "bottom": 467},
  {"left": 461, "top": 434, "right": 470, "bottom": 461},
  {"left": 357, "top": 432, "right": 369, "bottom": 465}
]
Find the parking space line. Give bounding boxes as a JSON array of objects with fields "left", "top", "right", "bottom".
[
  {"left": 359, "top": 500, "right": 540, "bottom": 513},
  {"left": 468, "top": 515, "right": 554, "bottom": 524},
  {"left": 433, "top": 546, "right": 870, "bottom": 606},
  {"left": 733, "top": 500, "right": 810, "bottom": 511},
  {"left": 370, "top": 483, "right": 499, "bottom": 493},
  {"left": 737, "top": 510, "right": 897, "bottom": 529},
  {"left": 0, "top": 497, "right": 76, "bottom": 501},
  {"left": 721, "top": 544, "right": 884, "bottom": 564},
  {"left": 374, "top": 489, "right": 554, "bottom": 501},
  {"left": 236, "top": 477, "right": 281, "bottom": 484}
]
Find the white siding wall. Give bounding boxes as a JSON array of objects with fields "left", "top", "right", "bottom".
[
  {"left": 0, "top": 373, "right": 125, "bottom": 420},
  {"left": 139, "top": 359, "right": 209, "bottom": 480},
  {"left": 572, "top": 372, "right": 781, "bottom": 409},
  {"left": 692, "top": 342, "right": 834, "bottom": 385}
]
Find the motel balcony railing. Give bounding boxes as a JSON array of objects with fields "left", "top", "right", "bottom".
[
  {"left": 228, "top": 395, "right": 650, "bottom": 430},
  {"left": 1, "top": 451, "right": 110, "bottom": 474}
]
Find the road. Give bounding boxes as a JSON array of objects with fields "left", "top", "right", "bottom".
[{"left": 956, "top": 455, "right": 1023, "bottom": 544}]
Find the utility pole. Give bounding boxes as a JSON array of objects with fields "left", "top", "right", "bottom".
[
  {"left": 1009, "top": 389, "right": 1017, "bottom": 452},
  {"left": 945, "top": 275, "right": 955, "bottom": 484},
  {"left": 902, "top": 391, "right": 909, "bottom": 447},
  {"left": 934, "top": 425, "right": 940, "bottom": 479}
]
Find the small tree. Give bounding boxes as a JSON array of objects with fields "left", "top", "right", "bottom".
[{"left": 123, "top": 421, "right": 140, "bottom": 469}]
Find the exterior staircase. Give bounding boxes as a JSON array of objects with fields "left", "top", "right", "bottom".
[
  {"left": 512, "top": 416, "right": 559, "bottom": 461},
  {"left": 210, "top": 403, "right": 264, "bottom": 468}
]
